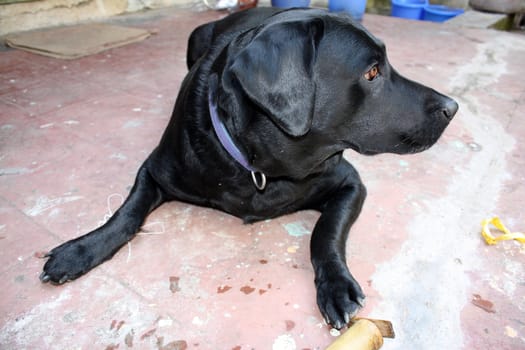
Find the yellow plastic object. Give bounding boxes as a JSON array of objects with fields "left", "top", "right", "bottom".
[
  {"left": 481, "top": 217, "right": 525, "bottom": 245},
  {"left": 326, "top": 319, "right": 384, "bottom": 350}
]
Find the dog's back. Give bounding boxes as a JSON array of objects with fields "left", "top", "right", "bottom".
[{"left": 187, "top": 7, "right": 283, "bottom": 69}]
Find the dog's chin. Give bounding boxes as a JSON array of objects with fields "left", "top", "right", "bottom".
[
  {"left": 390, "top": 138, "right": 432, "bottom": 155},
  {"left": 348, "top": 134, "right": 438, "bottom": 156},
  {"left": 396, "top": 130, "right": 445, "bottom": 154}
]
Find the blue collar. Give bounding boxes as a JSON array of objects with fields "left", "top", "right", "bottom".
[{"left": 208, "top": 86, "right": 266, "bottom": 190}]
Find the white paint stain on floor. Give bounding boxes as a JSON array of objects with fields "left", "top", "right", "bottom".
[
  {"left": 25, "top": 195, "right": 84, "bottom": 217},
  {"left": 371, "top": 33, "right": 521, "bottom": 350},
  {"left": 272, "top": 333, "right": 296, "bottom": 350},
  {"left": 0, "top": 289, "right": 72, "bottom": 347}
]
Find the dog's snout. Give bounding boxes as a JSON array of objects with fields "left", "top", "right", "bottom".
[{"left": 441, "top": 98, "right": 458, "bottom": 121}]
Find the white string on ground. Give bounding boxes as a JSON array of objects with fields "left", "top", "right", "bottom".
[
  {"left": 127, "top": 242, "right": 132, "bottom": 263},
  {"left": 96, "top": 193, "right": 167, "bottom": 264},
  {"left": 97, "top": 193, "right": 125, "bottom": 226}
]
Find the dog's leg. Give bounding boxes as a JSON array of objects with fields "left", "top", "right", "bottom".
[
  {"left": 310, "top": 176, "right": 367, "bottom": 330},
  {"left": 40, "top": 164, "right": 165, "bottom": 284}
]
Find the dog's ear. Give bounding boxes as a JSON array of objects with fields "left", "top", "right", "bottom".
[{"left": 227, "top": 18, "right": 324, "bottom": 137}]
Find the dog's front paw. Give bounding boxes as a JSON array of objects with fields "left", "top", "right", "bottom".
[
  {"left": 40, "top": 239, "right": 95, "bottom": 285},
  {"left": 315, "top": 271, "right": 365, "bottom": 329}
]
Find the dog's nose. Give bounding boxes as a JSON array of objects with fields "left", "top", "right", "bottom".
[{"left": 441, "top": 98, "right": 458, "bottom": 121}]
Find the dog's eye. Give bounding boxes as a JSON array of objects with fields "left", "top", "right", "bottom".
[{"left": 364, "top": 65, "right": 380, "bottom": 81}]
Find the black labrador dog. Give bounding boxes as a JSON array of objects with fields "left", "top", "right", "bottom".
[{"left": 40, "top": 8, "right": 458, "bottom": 329}]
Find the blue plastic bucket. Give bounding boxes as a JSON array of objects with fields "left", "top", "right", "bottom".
[
  {"left": 271, "top": 0, "right": 310, "bottom": 8},
  {"left": 391, "top": 0, "right": 428, "bottom": 20},
  {"left": 328, "top": 0, "right": 368, "bottom": 21},
  {"left": 423, "top": 5, "right": 464, "bottom": 22}
]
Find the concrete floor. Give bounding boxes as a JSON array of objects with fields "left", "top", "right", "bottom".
[{"left": 1, "top": 7, "right": 524, "bottom": 350}]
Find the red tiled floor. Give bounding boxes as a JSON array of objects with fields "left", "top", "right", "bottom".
[{"left": 1, "top": 6, "right": 524, "bottom": 350}]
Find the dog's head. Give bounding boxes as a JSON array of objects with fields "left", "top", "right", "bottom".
[{"left": 214, "top": 9, "right": 457, "bottom": 176}]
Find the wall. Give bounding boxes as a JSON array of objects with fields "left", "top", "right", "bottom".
[
  {"left": 0, "top": 0, "right": 191, "bottom": 36},
  {"left": 0, "top": 0, "right": 470, "bottom": 36}
]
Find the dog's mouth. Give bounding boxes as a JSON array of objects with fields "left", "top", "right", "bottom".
[
  {"left": 341, "top": 116, "right": 449, "bottom": 156},
  {"left": 394, "top": 98, "right": 457, "bottom": 154},
  {"left": 346, "top": 131, "right": 439, "bottom": 156}
]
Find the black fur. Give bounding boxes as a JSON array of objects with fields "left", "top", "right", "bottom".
[{"left": 41, "top": 8, "right": 458, "bottom": 330}]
